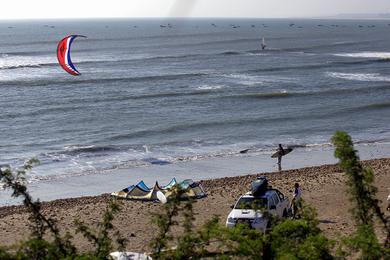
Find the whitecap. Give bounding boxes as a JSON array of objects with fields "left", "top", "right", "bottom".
[
  {"left": 245, "top": 52, "right": 268, "bottom": 56},
  {"left": 0, "top": 54, "right": 54, "bottom": 70},
  {"left": 223, "top": 73, "right": 295, "bottom": 86},
  {"left": 196, "top": 84, "right": 223, "bottom": 90},
  {"left": 327, "top": 72, "right": 390, "bottom": 82},
  {"left": 333, "top": 52, "right": 390, "bottom": 59}
]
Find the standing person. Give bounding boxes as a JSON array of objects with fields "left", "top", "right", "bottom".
[
  {"left": 387, "top": 193, "right": 390, "bottom": 211},
  {"left": 291, "top": 183, "right": 302, "bottom": 219},
  {"left": 277, "top": 144, "right": 285, "bottom": 171}
]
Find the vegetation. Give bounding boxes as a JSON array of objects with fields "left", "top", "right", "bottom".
[
  {"left": 0, "top": 131, "right": 388, "bottom": 259},
  {"left": 149, "top": 189, "right": 334, "bottom": 259},
  {"left": 332, "top": 131, "right": 390, "bottom": 258},
  {"left": 0, "top": 160, "right": 125, "bottom": 259}
]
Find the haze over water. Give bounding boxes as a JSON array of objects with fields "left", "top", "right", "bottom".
[{"left": 1, "top": 18, "right": 390, "bottom": 183}]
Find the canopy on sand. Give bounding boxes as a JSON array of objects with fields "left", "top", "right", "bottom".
[{"left": 111, "top": 178, "right": 206, "bottom": 202}]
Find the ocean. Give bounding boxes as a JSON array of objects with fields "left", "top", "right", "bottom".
[{"left": 1, "top": 18, "right": 390, "bottom": 186}]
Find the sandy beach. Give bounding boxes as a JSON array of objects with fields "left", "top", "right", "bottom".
[{"left": 0, "top": 157, "right": 389, "bottom": 253}]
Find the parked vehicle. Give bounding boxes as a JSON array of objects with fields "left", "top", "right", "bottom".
[{"left": 226, "top": 188, "right": 290, "bottom": 231}]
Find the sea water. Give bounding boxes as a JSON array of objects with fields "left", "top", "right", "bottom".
[{"left": 0, "top": 18, "right": 390, "bottom": 187}]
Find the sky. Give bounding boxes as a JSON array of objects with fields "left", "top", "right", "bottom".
[{"left": 1, "top": 0, "right": 389, "bottom": 20}]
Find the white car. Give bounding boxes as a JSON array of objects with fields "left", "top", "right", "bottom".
[{"left": 226, "top": 189, "right": 290, "bottom": 231}]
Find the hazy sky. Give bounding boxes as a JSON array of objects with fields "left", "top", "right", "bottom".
[{"left": 1, "top": 0, "right": 390, "bottom": 19}]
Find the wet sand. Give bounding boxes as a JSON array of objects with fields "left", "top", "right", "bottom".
[{"left": 0, "top": 158, "right": 389, "bottom": 253}]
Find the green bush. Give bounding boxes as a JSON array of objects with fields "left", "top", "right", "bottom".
[
  {"left": 0, "top": 160, "right": 125, "bottom": 259},
  {"left": 332, "top": 131, "right": 390, "bottom": 258}
]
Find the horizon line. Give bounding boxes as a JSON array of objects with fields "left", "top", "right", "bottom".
[{"left": 0, "top": 15, "right": 390, "bottom": 21}]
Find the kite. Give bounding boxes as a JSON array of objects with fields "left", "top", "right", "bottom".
[{"left": 56, "top": 35, "right": 86, "bottom": 76}]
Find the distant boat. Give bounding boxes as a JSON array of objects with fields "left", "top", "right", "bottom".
[{"left": 261, "top": 37, "right": 266, "bottom": 50}]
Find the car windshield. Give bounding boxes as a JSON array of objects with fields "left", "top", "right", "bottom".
[{"left": 234, "top": 197, "right": 268, "bottom": 210}]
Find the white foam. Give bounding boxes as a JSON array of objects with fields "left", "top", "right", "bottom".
[
  {"left": 0, "top": 53, "right": 125, "bottom": 71},
  {"left": 64, "top": 145, "right": 95, "bottom": 151},
  {"left": 223, "top": 73, "right": 294, "bottom": 86},
  {"left": 246, "top": 53, "right": 268, "bottom": 56},
  {"left": 0, "top": 55, "right": 52, "bottom": 70},
  {"left": 196, "top": 84, "right": 223, "bottom": 90},
  {"left": 327, "top": 72, "right": 390, "bottom": 82},
  {"left": 334, "top": 52, "right": 390, "bottom": 59}
]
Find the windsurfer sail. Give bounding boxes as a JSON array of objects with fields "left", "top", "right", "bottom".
[
  {"left": 56, "top": 35, "right": 86, "bottom": 76},
  {"left": 261, "top": 37, "right": 266, "bottom": 50}
]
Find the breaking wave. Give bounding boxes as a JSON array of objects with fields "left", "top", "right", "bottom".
[
  {"left": 327, "top": 72, "right": 390, "bottom": 82},
  {"left": 333, "top": 52, "right": 390, "bottom": 59},
  {"left": 246, "top": 59, "right": 390, "bottom": 74}
]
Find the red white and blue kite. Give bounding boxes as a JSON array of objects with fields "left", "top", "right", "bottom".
[{"left": 56, "top": 35, "right": 86, "bottom": 76}]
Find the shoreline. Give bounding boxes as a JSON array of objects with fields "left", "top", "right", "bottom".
[
  {"left": 1, "top": 142, "right": 390, "bottom": 206},
  {"left": 0, "top": 157, "right": 389, "bottom": 252}
]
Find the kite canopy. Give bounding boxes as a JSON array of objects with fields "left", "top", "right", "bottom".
[
  {"left": 111, "top": 178, "right": 207, "bottom": 202},
  {"left": 56, "top": 35, "right": 86, "bottom": 76}
]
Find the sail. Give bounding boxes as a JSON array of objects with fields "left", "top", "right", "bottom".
[
  {"left": 261, "top": 37, "right": 266, "bottom": 50},
  {"left": 56, "top": 35, "right": 86, "bottom": 76}
]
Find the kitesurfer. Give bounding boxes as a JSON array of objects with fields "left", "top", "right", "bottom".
[{"left": 261, "top": 37, "right": 266, "bottom": 50}]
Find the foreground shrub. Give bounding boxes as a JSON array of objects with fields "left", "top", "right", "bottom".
[
  {"left": 332, "top": 131, "right": 390, "bottom": 258},
  {"left": 0, "top": 160, "right": 125, "bottom": 259}
]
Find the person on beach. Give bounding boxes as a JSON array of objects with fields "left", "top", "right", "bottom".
[
  {"left": 277, "top": 144, "right": 285, "bottom": 171},
  {"left": 291, "top": 183, "right": 301, "bottom": 219},
  {"left": 387, "top": 193, "right": 390, "bottom": 211}
]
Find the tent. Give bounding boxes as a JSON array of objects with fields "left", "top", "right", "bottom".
[{"left": 111, "top": 178, "right": 206, "bottom": 201}]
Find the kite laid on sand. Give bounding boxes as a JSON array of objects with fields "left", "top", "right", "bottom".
[
  {"left": 111, "top": 178, "right": 207, "bottom": 203},
  {"left": 56, "top": 35, "right": 86, "bottom": 76}
]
